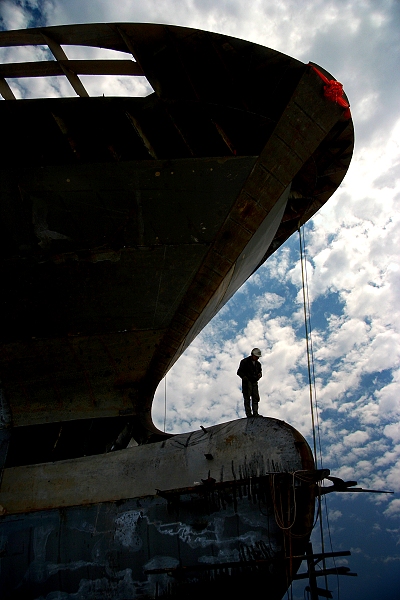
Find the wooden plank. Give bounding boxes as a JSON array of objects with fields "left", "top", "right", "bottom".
[{"left": 0, "top": 59, "right": 144, "bottom": 79}]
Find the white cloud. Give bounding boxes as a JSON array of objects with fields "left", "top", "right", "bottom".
[
  {"left": 384, "top": 422, "right": 400, "bottom": 444},
  {"left": 255, "top": 292, "right": 285, "bottom": 313},
  {"left": 328, "top": 508, "right": 342, "bottom": 522},
  {"left": 343, "top": 431, "right": 369, "bottom": 447},
  {"left": 0, "top": 1, "right": 34, "bottom": 30},
  {"left": 384, "top": 499, "right": 400, "bottom": 518},
  {"left": 377, "top": 369, "right": 400, "bottom": 417}
]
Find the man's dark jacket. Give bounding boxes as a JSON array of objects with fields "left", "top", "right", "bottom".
[{"left": 237, "top": 356, "right": 262, "bottom": 383}]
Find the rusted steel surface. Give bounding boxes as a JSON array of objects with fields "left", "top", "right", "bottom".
[
  {"left": 0, "top": 477, "right": 311, "bottom": 599},
  {"left": 0, "top": 22, "right": 353, "bottom": 449},
  {"left": 1, "top": 156, "right": 255, "bottom": 429},
  {"left": 0, "top": 417, "right": 315, "bottom": 599},
  {"left": 0, "top": 417, "right": 314, "bottom": 514}
]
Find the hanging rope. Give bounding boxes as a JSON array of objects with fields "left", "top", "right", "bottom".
[
  {"left": 163, "top": 375, "right": 167, "bottom": 432},
  {"left": 298, "top": 225, "right": 329, "bottom": 593},
  {"left": 270, "top": 472, "right": 298, "bottom": 530},
  {"left": 298, "top": 227, "right": 318, "bottom": 467},
  {"left": 300, "top": 227, "right": 324, "bottom": 471}
]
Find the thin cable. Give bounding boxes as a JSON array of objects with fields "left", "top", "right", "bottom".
[
  {"left": 324, "top": 493, "right": 341, "bottom": 600},
  {"left": 298, "top": 227, "right": 318, "bottom": 466},
  {"left": 163, "top": 375, "right": 167, "bottom": 432},
  {"left": 271, "top": 473, "right": 297, "bottom": 530},
  {"left": 298, "top": 226, "right": 329, "bottom": 594},
  {"left": 152, "top": 245, "right": 167, "bottom": 328},
  {"left": 301, "top": 226, "right": 324, "bottom": 473}
]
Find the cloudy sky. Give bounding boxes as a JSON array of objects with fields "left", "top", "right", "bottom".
[{"left": 1, "top": 1, "right": 399, "bottom": 598}]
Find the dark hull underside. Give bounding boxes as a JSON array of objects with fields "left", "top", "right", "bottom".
[
  {"left": 0, "top": 24, "right": 353, "bottom": 450},
  {"left": 0, "top": 418, "right": 316, "bottom": 600}
]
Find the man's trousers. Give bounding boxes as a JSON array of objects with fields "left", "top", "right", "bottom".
[{"left": 242, "top": 379, "right": 260, "bottom": 417}]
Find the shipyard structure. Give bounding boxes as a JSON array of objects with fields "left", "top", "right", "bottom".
[{"left": 0, "top": 24, "right": 353, "bottom": 599}]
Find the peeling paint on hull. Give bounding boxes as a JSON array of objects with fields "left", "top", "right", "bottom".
[{"left": 0, "top": 418, "right": 315, "bottom": 599}]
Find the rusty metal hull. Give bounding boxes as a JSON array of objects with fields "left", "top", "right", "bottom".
[
  {"left": 0, "top": 23, "right": 354, "bottom": 450},
  {"left": 0, "top": 418, "right": 316, "bottom": 599},
  {"left": 0, "top": 23, "right": 352, "bottom": 600}
]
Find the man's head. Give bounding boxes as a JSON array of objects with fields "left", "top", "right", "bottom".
[{"left": 251, "top": 348, "right": 262, "bottom": 360}]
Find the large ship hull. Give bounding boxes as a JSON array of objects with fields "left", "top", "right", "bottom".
[
  {"left": 0, "top": 23, "right": 353, "bottom": 599},
  {"left": 0, "top": 24, "right": 353, "bottom": 445},
  {"left": 0, "top": 418, "right": 316, "bottom": 599}
]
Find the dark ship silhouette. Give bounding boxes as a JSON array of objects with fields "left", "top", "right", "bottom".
[{"left": 0, "top": 23, "right": 353, "bottom": 599}]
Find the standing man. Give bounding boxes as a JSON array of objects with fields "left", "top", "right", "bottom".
[{"left": 237, "top": 348, "right": 263, "bottom": 418}]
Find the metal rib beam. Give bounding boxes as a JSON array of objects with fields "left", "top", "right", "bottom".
[
  {"left": 42, "top": 33, "right": 89, "bottom": 97},
  {"left": 0, "top": 23, "right": 130, "bottom": 53},
  {"left": 0, "top": 77, "right": 16, "bottom": 100},
  {"left": 0, "top": 59, "right": 144, "bottom": 79}
]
